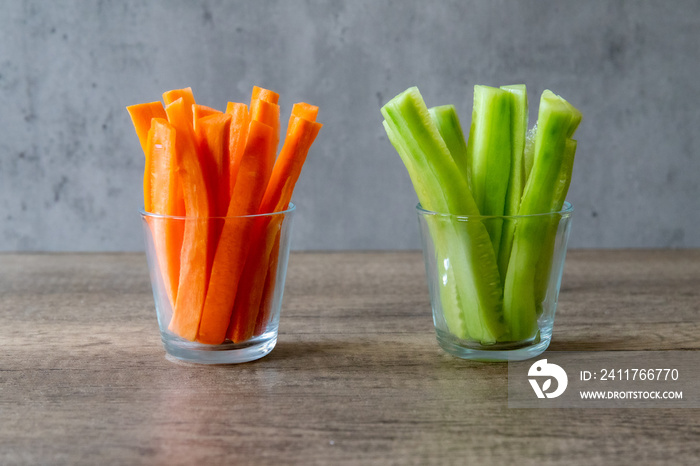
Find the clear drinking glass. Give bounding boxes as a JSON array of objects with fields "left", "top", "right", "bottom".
[
  {"left": 140, "top": 204, "right": 295, "bottom": 364},
  {"left": 416, "top": 202, "right": 573, "bottom": 361}
]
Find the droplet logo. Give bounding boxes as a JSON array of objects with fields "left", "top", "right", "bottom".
[{"left": 528, "top": 359, "right": 568, "bottom": 399}]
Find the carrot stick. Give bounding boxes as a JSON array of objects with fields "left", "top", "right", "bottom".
[
  {"left": 227, "top": 216, "right": 283, "bottom": 342},
  {"left": 194, "top": 103, "right": 220, "bottom": 117},
  {"left": 127, "top": 102, "right": 167, "bottom": 212},
  {"left": 251, "top": 104, "right": 318, "bottom": 337},
  {"left": 146, "top": 118, "right": 183, "bottom": 308},
  {"left": 228, "top": 120, "right": 276, "bottom": 216},
  {"left": 127, "top": 102, "right": 167, "bottom": 154},
  {"left": 142, "top": 125, "right": 156, "bottom": 213},
  {"left": 225, "top": 103, "right": 250, "bottom": 199},
  {"left": 288, "top": 102, "right": 319, "bottom": 127},
  {"left": 197, "top": 120, "right": 275, "bottom": 344},
  {"left": 193, "top": 104, "right": 222, "bottom": 133},
  {"left": 194, "top": 113, "right": 233, "bottom": 285},
  {"left": 226, "top": 101, "right": 248, "bottom": 114},
  {"left": 249, "top": 102, "right": 320, "bottom": 336},
  {"left": 260, "top": 116, "right": 322, "bottom": 213},
  {"left": 251, "top": 86, "right": 279, "bottom": 104},
  {"left": 195, "top": 113, "right": 232, "bottom": 217},
  {"left": 228, "top": 116, "right": 322, "bottom": 343},
  {"left": 250, "top": 99, "right": 280, "bottom": 183},
  {"left": 164, "top": 97, "right": 212, "bottom": 342},
  {"left": 163, "top": 87, "right": 196, "bottom": 126}
]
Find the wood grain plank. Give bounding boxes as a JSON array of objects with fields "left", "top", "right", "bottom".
[{"left": 0, "top": 251, "right": 698, "bottom": 465}]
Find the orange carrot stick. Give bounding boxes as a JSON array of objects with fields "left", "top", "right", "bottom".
[
  {"left": 225, "top": 102, "right": 250, "bottom": 199},
  {"left": 250, "top": 99, "right": 280, "bottom": 182},
  {"left": 227, "top": 121, "right": 275, "bottom": 216},
  {"left": 127, "top": 101, "right": 167, "bottom": 154},
  {"left": 197, "top": 120, "right": 275, "bottom": 344},
  {"left": 250, "top": 103, "right": 319, "bottom": 337},
  {"left": 245, "top": 103, "right": 320, "bottom": 335},
  {"left": 228, "top": 116, "right": 322, "bottom": 343},
  {"left": 195, "top": 113, "right": 232, "bottom": 217},
  {"left": 251, "top": 86, "right": 279, "bottom": 104},
  {"left": 164, "top": 97, "right": 212, "bottom": 342},
  {"left": 146, "top": 118, "right": 184, "bottom": 308},
  {"left": 288, "top": 102, "right": 319, "bottom": 128},
  {"left": 163, "top": 87, "right": 196, "bottom": 126},
  {"left": 194, "top": 112, "right": 233, "bottom": 293},
  {"left": 260, "top": 116, "right": 322, "bottom": 213},
  {"left": 227, "top": 216, "right": 283, "bottom": 343},
  {"left": 193, "top": 104, "right": 222, "bottom": 133},
  {"left": 127, "top": 102, "right": 167, "bottom": 212},
  {"left": 226, "top": 101, "right": 248, "bottom": 115},
  {"left": 142, "top": 125, "right": 156, "bottom": 213}
]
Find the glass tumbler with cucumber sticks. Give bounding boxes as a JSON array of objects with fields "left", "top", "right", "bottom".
[
  {"left": 382, "top": 83, "right": 581, "bottom": 361},
  {"left": 417, "top": 202, "right": 573, "bottom": 361}
]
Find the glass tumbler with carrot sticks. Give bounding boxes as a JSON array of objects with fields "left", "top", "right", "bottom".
[{"left": 129, "top": 86, "right": 321, "bottom": 364}]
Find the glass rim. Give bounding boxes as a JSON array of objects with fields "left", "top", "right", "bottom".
[
  {"left": 140, "top": 202, "right": 296, "bottom": 220},
  {"left": 416, "top": 201, "right": 573, "bottom": 220}
]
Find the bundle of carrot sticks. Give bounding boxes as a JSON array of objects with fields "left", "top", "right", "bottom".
[{"left": 127, "top": 86, "right": 322, "bottom": 345}]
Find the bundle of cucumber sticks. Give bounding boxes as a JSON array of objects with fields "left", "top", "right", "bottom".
[{"left": 381, "top": 85, "right": 581, "bottom": 344}]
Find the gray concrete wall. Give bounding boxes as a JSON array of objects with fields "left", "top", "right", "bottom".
[{"left": 1, "top": 0, "right": 698, "bottom": 251}]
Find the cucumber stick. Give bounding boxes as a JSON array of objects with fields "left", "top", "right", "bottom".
[
  {"left": 429, "top": 105, "right": 470, "bottom": 188},
  {"left": 534, "top": 138, "right": 577, "bottom": 312},
  {"left": 381, "top": 87, "right": 505, "bottom": 343},
  {"left": 497, "top": 84, "right": 528, "bottom": 280},
  {"left": 465, "top": 86, "right": 512, "bottom": 258},
  {"left": 503, "top": 90, "right": 581, "bottom": 340},
  {"left": 382, "top": 120, "right": 475, "bottom": 337}
]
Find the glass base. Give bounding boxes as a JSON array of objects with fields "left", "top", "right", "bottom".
[
  {"left": 435, "top": 328, "right": 552, "bottom": 362},
  {"left": 161, "top": 330, "right": 278, "bottom": 364}
]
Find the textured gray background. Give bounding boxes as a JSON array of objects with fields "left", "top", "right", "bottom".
[{"left": 1, "top": 0, "right": 698, "bottom": 251}]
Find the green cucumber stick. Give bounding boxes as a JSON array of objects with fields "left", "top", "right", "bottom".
[
  {"left": 427, "top": 104, "right": 498, "bottom": 338},
  {"left": 428, "top": 105, "right": 470, "bottom": 188},
  {"left": 534, "top": 138, "right": 577, "bottom": 312},
  {"left": 465, "top": 85, "right": 512, "bottom": 258},
  {"left": 381, "top": 87, "right": 505, "bottom": 343},
  {"left": 381, "top": 88, "right": 473, "bottom": 216},
  {"left": 503, "top": 90, "right": 581, "bottom": 341},
  {"left": 518, "top": 90, "right": 581, "bottom": 216},
  {"left": 382, "top": 99, "right": 483, "bottom": 342},
  {"left": 382, "top": 120, "right": 474, "bottom": 339},
  {"left": 497, "top": 84, "right": 528, "bottom": 280}
]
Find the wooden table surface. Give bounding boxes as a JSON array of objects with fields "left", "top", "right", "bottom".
[{"left": 1, "top": 250, "right": 699, "bottom": 465}]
